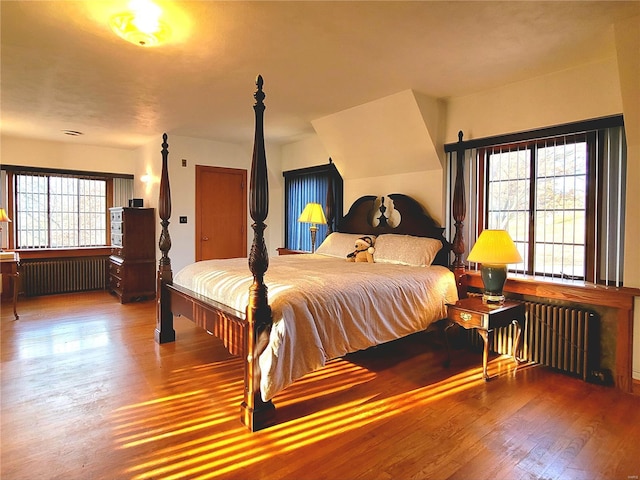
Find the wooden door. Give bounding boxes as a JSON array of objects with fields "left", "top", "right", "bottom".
[{"left": 195, "top": 166, "right": 247, "bottom": 261}]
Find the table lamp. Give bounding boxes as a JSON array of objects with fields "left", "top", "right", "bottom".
[
  {"left": 467, "top": 229, "right": 522, "bottom": 304},
  {"left": 298, "top": 202, "right": 327, "bottom": 252},
  {"left": 0, "top": 208, "right": 11, "bottom": 251}
]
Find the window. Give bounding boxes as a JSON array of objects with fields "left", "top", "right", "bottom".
[
  {"left": 16, "top": 173, "right": 106, "bottom": 248},
  {"left": 283, "top": 161, "right": 343, "bottom": 251},
  {"left": 482, "top": 134, "right": 589, "bottom": 278},
  {"left": 446, "top": 115, "right": 626, "bottom": 286},
  {"left": 1, "top": 166, "right": 134, "bottom": 250}
]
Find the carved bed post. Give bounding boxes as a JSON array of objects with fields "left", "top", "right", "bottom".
[
  {"left": 155, "top": 133, "right": 176, "bottom": 343},
  {"left": 452, "top": 131, "right": 468, "bottom": 298},
  {"left": 326, "top": 158, "right": 335, "bottom": 234},
  {"left": 240, "top": 75, "right": 276, "bottom": 431}
]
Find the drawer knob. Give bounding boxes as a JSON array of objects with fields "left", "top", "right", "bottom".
[{"left": 460, "top": 312, "right": 472, "bottom": 322}]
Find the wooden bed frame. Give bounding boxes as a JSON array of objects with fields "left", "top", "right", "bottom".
[{"left": 154, "top": 76, "right": 468, "bottom": 431}]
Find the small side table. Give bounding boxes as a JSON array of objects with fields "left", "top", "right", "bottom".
[
  {"left": 445, "top": 297, "right": 524, "bottom": 380},
  {"left": 0, "top": 252, "right": 20, "bottom": 320}
]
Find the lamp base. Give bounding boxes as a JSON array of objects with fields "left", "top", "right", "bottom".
[
  {"left": 482, "top": 293, "right": 505, "bottom": 305},
  {"left": 480, "top": 264, "right": 508, "bottom": 305},
  {"left": 310, "top": 225, "right": 318, "bottom": 253}
]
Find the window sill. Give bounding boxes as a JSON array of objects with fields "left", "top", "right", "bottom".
[
  {"left": 13, "top": 247, "right": 113, "bottom": 260},
  {"left": 465, "top": 270, "right": 640, "bottom": 310}
]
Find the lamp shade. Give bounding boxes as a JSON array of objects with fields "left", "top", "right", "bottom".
[
  {"left": 297, "top": 203, "right": 327, "bottom": 225},
  {"left": 0, "top": 208, "right": 11, "bottom": 223},
  {"left": 467, "top": 229, "right": 522, "bottom": 265}
]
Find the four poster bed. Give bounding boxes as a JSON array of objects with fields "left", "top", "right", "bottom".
[{"left": 155, "top": 76, "right": 468, "bottom": 431}]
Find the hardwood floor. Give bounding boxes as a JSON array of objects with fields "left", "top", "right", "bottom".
[{"left": 2, "top": 291, "right": 639, "bottom": 480}]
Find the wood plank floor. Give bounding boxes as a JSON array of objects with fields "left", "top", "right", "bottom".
[{"left": 2, "top": 291, "right": 639, "bottom": 480}]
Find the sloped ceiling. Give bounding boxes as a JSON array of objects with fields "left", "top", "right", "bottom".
[{"left": 311, "top": 90, "right": 445, "bottom": 179}]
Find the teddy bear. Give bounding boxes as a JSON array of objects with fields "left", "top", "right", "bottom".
[{"left": 346, "top": 236, "right": 375, "bottom": 263}]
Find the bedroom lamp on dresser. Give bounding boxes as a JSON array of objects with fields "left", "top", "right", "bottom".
[
  {"left": 108, "top": 207, "right": 156, "bottom": 303},
  {"left": 297, "top": 202, "right": 327, "bottom": 252}
]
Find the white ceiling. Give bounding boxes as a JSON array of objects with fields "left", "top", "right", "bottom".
[{"left": 2, "top": 1, "right": 639, "bottom": 150}]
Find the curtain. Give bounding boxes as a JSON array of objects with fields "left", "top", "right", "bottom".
[{"left": 113, "top": 177, "right": 134, "bottom": 208}]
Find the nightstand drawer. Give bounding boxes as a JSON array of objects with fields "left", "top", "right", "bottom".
[
  {"left": 448, "top": 306, "right": 487, "bottom": 329},
  {"left": 109, "top": 261, "right": 123, "bottom": 279}
]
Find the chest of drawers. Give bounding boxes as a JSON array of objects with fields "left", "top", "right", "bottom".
[{"left": 108, "top": 207, "right": 156, "bottom": 303}]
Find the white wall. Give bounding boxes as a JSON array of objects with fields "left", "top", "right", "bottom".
[
  {"left": 0, "top": 135, "right": 137, "bottom": 250},
  {"left": 283, "top": 57, "right": 630, "bottom": 236},
  {"left": 0, "top": 133, "right": 283, "bottom": 275},
  {"left": 311, "top": 90, "right": 444, "bottom": 180},
  {"left": 0, "top": 136, "right": 136, "bottom": 173},
  {"left": 444, "top": 57, "right": 624, "bottom": 143},
  {"left": 281, "top": 131, "right": 445, "bottom": 221},
  {"left": 345, "top": 172, "right": 443, "bottom": 225},
  {"left": 281, "top": 135, "right": 329, "bottom": 172},
  {"left": 614, "top": 15, "right": 640, "bottom": 381}
]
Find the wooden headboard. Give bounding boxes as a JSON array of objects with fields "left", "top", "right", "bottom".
[{"left": 336, "top": 194, "right": 451, "bottom": 267}]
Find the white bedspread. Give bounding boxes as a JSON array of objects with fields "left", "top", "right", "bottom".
[{"left": 174, "top": 254, "right": 458, "bottom": 400}]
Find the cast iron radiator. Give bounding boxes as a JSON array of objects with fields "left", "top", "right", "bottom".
[
  {"left": 21, "top": 257, "right": 109, "bottom": 297},
  {"left": 468, "top": 301, "right": 597, "bottom": 381}
]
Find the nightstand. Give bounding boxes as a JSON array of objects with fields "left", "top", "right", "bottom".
[{"left": 445, "top": 296, "right": 525, "bottom": 381}]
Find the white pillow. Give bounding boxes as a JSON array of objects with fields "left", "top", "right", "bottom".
[
  {"left": 315, "top": 232, "right": 376, "bottom": 258},
  {"left": 374, "top": 234, "right": 442, "bottom": 267}
]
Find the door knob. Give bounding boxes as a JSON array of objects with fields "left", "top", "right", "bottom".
[{"left": 202, "top": 236, "right": 209, "bottom": 241}]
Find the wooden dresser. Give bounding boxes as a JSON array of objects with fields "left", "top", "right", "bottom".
[{"left": 109, "top": 207, "right": 156, "bottom": 303}]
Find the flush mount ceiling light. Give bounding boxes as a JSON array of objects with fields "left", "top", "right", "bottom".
[{"left": 110, "top": 0, "right": 171, "bottom": 47}]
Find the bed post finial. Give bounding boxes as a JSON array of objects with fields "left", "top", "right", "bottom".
[
  {"left": 452, "top": 131, "right": 468, "bottom": 298},
  {"left": 242, "top": 75, "right": 275, "bottom": 431},
  {"left": 155, "top": 133, "right": 176, "bottom": 343}
]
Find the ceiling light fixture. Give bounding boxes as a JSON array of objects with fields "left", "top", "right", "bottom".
[{"left": 110, "top": 0, "right": 171, "bottom": 47}]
